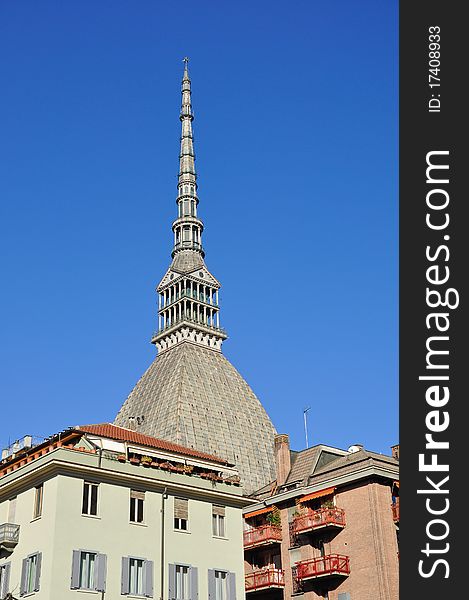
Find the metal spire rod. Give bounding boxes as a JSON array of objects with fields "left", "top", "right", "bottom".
[{"left": 303, "top": 406, "right": 311, "bottom": 449}]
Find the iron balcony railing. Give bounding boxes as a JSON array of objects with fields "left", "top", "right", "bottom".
[
  {"left": 243, "top": 525, "right": 282, "bottom": 549},
  {"left": 292, "top": 507, "right": 346, "bottom": 535},
  {"left": 245, "top": 568, "right": 285, "bottom": 592},
  {"left": 295, "top": 555, "right": 350, "bottom": 580},
  {"left": 0, "top": 523, "right": 20, "bottom": 548}
]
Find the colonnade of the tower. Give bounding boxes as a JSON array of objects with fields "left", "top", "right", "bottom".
[{"left": 157, "top": 278, "right": 220, "bottom": 332}]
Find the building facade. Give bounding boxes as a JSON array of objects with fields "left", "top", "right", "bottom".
[
  {"left": 242, "top": 436, "right": 399, "bottom": 600},
  {"left": 0, "top": 424, "right": 250, "bottom": 599},
  {"left": 114, "top": 59, "right": 277, "bottom": 496}
]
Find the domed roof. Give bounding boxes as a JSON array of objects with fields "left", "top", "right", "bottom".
[{"left": 114, "top": 341, "right": 276, "bottom": 494}]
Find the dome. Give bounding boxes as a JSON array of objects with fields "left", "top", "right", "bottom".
[{"left": 114, "top": 341, "right": 277, "bottom": 494}]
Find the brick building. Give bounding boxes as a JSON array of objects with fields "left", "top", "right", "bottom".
[{"left": 243, "top": 435, "right": 399, "bottom": 600}]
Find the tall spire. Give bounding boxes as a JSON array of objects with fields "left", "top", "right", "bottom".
[
  {"left": 172, "top": 57, "right": 204, "bottom": 258},
  {"left": 151, "top": 60, "right": 227, "bottom": 353}
]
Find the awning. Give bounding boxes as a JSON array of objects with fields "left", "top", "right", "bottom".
[
  {"left": 244, "top": 506, "right": 274, "bottom": 519},
  {"left": 299, "top": 487, "right": 336, "bottom": 503}
]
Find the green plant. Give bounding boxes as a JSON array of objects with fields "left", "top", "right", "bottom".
[{"left": 266, "top": 506, "right": 281, "bottom": 526}]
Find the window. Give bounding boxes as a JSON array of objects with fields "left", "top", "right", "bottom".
[
  {"left": 208, "top": 570, "right": 236, "bottom": 600},
  {"left": 20, "top": 552, "right": 42, "bottom": 595},
  {"left": 215, "top": 571, "right": 227, "bottom": 600},
  {"left": 121, "top": 557, "right": 153, "bottom": 597},
  {"left": 168, "top": 564, "right": 198, "bottom": 600},
  {"left": 0, "top": 563, "right": 11, "bottom": 600},
  {"left": 70, "top": 550, "right": 107, "bottom": 592},
  {"left": 130, "top": 490, "right": 145, "bottom": 523},
  {"left": 175, "top": 565, "right": 189, "bottom": 600},
  {"left": 212, "top": 505, "right": 226, "bottom": 537},
  {"left": 174, "top": 498, "right": 188, "bottom": 531},
  {"left": 33, "top": 484, "right": 43, "bottom": 519},
  {"left": 82, "top": 482, "right": 98, "bottom": 516}
]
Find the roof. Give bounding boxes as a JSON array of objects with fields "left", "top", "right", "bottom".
[
  {"left": 78, "top": 423, "right": 228, "bottom": 465},
  {"left": 114, "top": 341, "right": 277, "bottom": 494},
  {"left": 284, "top": 445, "right": 347, "bottom": 485},
  {"left": 171, "top": 250, "right": 205, "bottom": 273},
  {"left": 313, "top": 448, "right": 398, "bottom": 478}
]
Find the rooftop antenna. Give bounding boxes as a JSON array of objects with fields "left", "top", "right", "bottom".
[{"left": 303, "top": 406, "right": 311, "bottom": 448}]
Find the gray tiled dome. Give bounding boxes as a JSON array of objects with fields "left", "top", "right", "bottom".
[{"left": 114, "top": 341, "right": 277, "bottom": 494}]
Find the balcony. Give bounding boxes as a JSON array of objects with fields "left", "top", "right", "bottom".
[
  {"left": 0, "top": 523, "right": 20, "bottom": 550},
  {"left": 296, "top": 555, "right": 350, "bottom": 581},
  {"left": 392, "top": 500, "right": 400, "bottom": 523},
  {"left": 292, "top": 507, "right": 346, "bottom": 535},
  {"left": 244, "top": 525, "right": 282, "bottom": 550},
  {"left": 245, "top": 568, "right": 285, "bottom": 592}
]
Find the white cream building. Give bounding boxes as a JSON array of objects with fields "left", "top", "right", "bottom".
[{"left": 0, "top": 424, "right": 250, "bottom": 600}]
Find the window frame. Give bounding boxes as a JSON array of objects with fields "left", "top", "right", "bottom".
[
  {"left": 130, "top": 490, "right": 145, "bottom": 524},
  {"left": 122, "top": 555, "right": 153, "bottom": 597},
  {"left": 212, "top": 506, "right": 226, "bottom": 538},
  {"left": 214, "top": 570, "right": 228, "bottom": 600},
  {"left": 78, "top": 550, "right": 97, "bottom": 590},
  {"left": 82, "top": 481, "right": 99, "bottom": 517},
  {"left": 33, "top": 484, "right": 43, "bottom": 519},
  {"left": 174, "top": 498, "right": 189, "bottom": 532},
  {"left": 22, "top": 552, "right": 41, "bottom": 595}
]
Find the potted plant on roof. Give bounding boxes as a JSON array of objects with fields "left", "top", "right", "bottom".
[
  {"left": 159, "top": 461, "right": 171, "bottom": 471},
  {"left": 117, "top": 454, "right": 126, "bottom": 463},
  {"left": 182, "top": 464, "right": 194, "bottom": 475},
  {"left": 141, "top": 456, "right": 152, "bottom": 468},
  {"left": 129, "top": 455, "right": 140, "bottom": 465}
]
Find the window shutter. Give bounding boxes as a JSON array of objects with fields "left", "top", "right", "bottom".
[
  {"left": 168, "top": 564, "right": 176, "bottom": 600},
  {"left": 190, "top": 566, "right": 198, "bottom": 600},
  {"left": 174, "top": 498, "right": 188, "bottom": 520},
  {"left": 338, "top": 594, "right": 351, "bottom": 600},
  {"left": 34, "top": 553, "right": 42, "bottom": 592},
  {"left": 207, "top": 570, "right": 216, "bottom": 600},
  {"left": 121, "top": 557, "right": 130, "bottom": 595},
  {"left": 1, "top": 563, "right": 11, "bottom": 599},
  {"left": 144, "top": 560, "right": 154, "bottom": 597},
  {"left": 70, "top": 551, "right": 81, "bottom": 589},
  {"left": 20, "top": 558, "right": 28, "bottom": 596},
  {"left": 212, "top": 505, "right": 225, "bottom": 516},
  {"left": 95, "top": 553, "right": 107, "bottom": 592},
  {"left": 228, "top": 572, "right": 236, "bottom": 600}
]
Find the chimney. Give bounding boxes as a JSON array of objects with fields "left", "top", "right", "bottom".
[
  {"left": 274, "top": 434, "right": 291, "bottom": 486},
  {"left": 128, "top": 417, "right": 137, "bottom": 431},
  {"left": 391, "top": 444, "right": 399, "bottom": 460}
]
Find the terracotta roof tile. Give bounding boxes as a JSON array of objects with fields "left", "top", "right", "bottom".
[{"left": 77, "top": 423, "right": 229, "bottom": 465}]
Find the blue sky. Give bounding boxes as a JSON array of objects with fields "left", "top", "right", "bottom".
[{"left": 0, "top": 0, "right": 398, "bottom": 455}]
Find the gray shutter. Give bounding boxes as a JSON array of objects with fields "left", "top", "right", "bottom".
[
  {"left": 228, "top": 572, "right": 236, "bottom": 600},
  {"left": 121, "top": 557, "right": 130, "bottom": 595},
  {"left": 1, "top": 563, "right": 11, "bottom": 599},
  {"left": 34, "top": 553, "right": 42, "bottom": 592},
  {"left": 20, "top": 558, "right": 28, "bottom": 596},
  {"left": 190, "top": 567, "right": 198, "bottom": 600},
  {"left": 338, "top": 594, "right": 351, "bottom": 600},
  {"left": 71, "top": 551, "right": 81, "bottom": 589},
  {"left": 207, "top": 570, "right": 216, "bottom": 600},
  {"left": 144, "top": 560, "right": 154, "bottom": 597},
  {"left": 95, "top": 553, "right": 107, "bottom": 592},
  {"left": 168, "top": 564, "right": 176, "bottom": 600}
]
